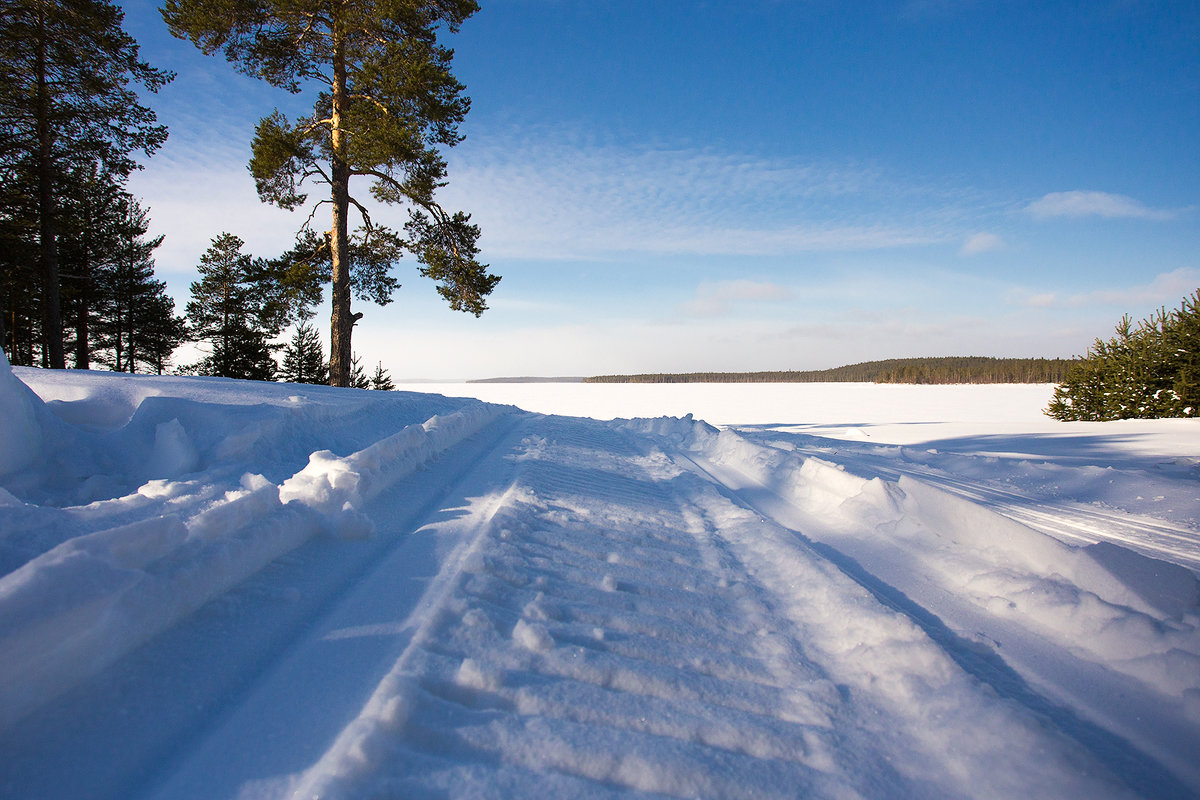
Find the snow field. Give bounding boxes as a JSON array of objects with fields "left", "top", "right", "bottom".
[{"left": 2, "top": 358, "right": 1198, "bottom": 798}]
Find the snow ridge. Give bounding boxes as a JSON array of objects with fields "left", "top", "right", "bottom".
[
  {"left": 0, "top": 401, "right": 507, "bottom": 730},
  {"left": 3, "top": 370, "right": 1198, "bottom": 799}
]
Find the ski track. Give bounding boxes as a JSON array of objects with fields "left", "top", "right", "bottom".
[
  {"left": 4, "top": 403, "right": 1197, "bottom": 798},
  {"left": 160, "top": 415, "right": 1139, "bottom": 799}
]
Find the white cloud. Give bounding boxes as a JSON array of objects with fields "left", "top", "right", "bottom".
[
  {"left": 959, "top": 232, "right": 1004, "bottom": 256},
  {"left": 128, "top": 126, "right": 978, "bottom": 280},
  {"left": 1009, "top": 267, "right": 1200, "bottom": 309},
  {"left": 1024, "top": 190, "right": 1176, "bottom": 221},
  {"left": 681, "top": 279, "right": 794, "bottom": 318}
]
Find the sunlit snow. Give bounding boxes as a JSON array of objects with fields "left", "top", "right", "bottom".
[{"left": 1, "top": 351, "right": 1197, "bottom": 799}]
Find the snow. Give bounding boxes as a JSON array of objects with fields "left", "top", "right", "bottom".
[
  {"left": 0, "top": 351, "right": 42, "bottom": 476},
  {"left": 2, "top": 368, "right": 1198, "bottom": 799}
]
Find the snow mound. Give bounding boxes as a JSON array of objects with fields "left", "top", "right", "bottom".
[{"left": 280, "top": 402, "right": 504, "bottom": 538}]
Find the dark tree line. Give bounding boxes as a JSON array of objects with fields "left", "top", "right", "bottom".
[
  {"left": 586, "top": 357, "right": 1079, "bottom": 385},
  {"left": 1, "top": 160, "right": 184, "bottom": 372},
  {"left": 1046, "top": 290, "right": 1200, "bottom": 420},
  {"left": 1, "top": 0, "right": 172, "bottom": 369}
]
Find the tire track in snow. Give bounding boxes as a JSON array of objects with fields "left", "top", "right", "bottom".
[
  {"left": 915, "top": 476, "right": 1200, "bottom": 574},
  {"left": 290, "top": 418, "right": 871, "bottom": 799}
]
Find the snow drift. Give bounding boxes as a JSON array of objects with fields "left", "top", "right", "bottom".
[{"left": 624, "top": 415, "right": 1200, "bottom": 701}]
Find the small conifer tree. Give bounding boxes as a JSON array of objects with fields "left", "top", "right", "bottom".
[
  {"left": 369, "top": 361, "right": 394, "bottom": 391},
  {"left": 349, "top": 353, "right": 370, "bottom": 389},
  {"left": 280, "top": 321, "right": 328, "bottom": 385},
  {"left": 186, "top": 234, "right": 280, "bottom": 381},
  {"left": 92, "top": 197, "right": 181, "bottom": 373}
]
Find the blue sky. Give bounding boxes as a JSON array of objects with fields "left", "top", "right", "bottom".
[{"left": 120, "top": 0, "right": 1200, "bottom": 379}]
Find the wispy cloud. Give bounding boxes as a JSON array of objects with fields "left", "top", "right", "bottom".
[
  {"left": 127, "top": 137, "right": 308, "bottom": 290},
  {"left": 959, "top": 232, "right": 1004, "bottom": 256},
  {"left": 437, "top": 129, "right": 963, "bottom": 260},
  {"left": 1008, "top": 267, "right": 1200, "bottom": 309},
  {"left": 680, "top": 279, "right": 794, "bottom": 318},
  {"left": 1024, "top": 190, "right": 1177, "bottom": 221},
  {"left": 129, "top": 125, "right": 987, "bottom": 275}
]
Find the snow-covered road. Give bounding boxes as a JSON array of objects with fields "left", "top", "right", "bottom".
[{"left": 2, "top": 361, "right": 1198, "bottom": 799}]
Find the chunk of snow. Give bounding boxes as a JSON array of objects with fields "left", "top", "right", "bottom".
[
  {"left": 513, "top": 618, "right": 555, "bottom": 652},
  {"left": 0, "top": 350, "right": 42, "bottom": 476},
  {"left": 147, "top": 418, "right": 199, "bottom": 478}
]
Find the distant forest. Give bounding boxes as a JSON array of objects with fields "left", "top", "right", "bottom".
[{"left": 585, "top": 357, "right": 1077, "bottom": 385}]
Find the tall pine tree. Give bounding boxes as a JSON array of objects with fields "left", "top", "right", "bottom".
[
  {"left": 0, "top": 0, "right": 171, "bottom": 368},
  {"left": 162, "top": 0, "right": 499, "bottom": 387},
  {"left": 0, "top": 154, "right": 40, "bottom": 365}
]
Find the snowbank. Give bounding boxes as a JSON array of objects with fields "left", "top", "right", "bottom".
[
  {"left": 0, "top": 400, "right": 507, "bottom": 730},
  {"left": 624, "top": 414, "right": 1200, "bottom": 700}
]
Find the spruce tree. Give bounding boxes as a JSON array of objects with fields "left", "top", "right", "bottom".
[
  {"left": 134, "top": 291, "right": 186, "bottom": 375},
  {"left": 92, "top": 198, "right": 175, "bottom": 372},
  {"left": 59, "top": 166, "right": 128, "bottom": 368},
  {"left": 349, "top": 353, "right": 370, "bottom": 390},
  {"left": 0, "top": 0, "right": 171, "bottom": 368},
  {"left": 369, "top": 361, "right": 394, "bottom": 391},
  {"left": 162, "top": 0, "right": 499, "bottom": 387},
  {"left": 280, "top": 321, "right": 328, "bottom": 385},
  {"left": 1047, "top": 290, "right": 1200, "bottom": 420},
  {"left": 1169, "top": 290, "right": 1200, "bottom": 415},
  {"left": 186, "top": 234, "right": 280, "bottom": 381}
]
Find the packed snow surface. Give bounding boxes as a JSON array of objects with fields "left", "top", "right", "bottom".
[{"left": 2, "top": 355, "right": 1198, "bottom": 799}]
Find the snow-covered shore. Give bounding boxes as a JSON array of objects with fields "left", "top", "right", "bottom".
[{"left": 2, "top": 355, "right": 1198, "bottom": 799}]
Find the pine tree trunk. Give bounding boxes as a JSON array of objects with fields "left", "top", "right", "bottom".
[
  {"left": 74, "top": 300, "right": 88, "bottom": 369},
  {"left": 34, "top": 1, "right": 65, "bottom": 370},
  {"left": 74, "top": 223, "right": 91, "bottom": 369},
  {"left": 328, "top": 27, "right": 353, "bottom": 388}
]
